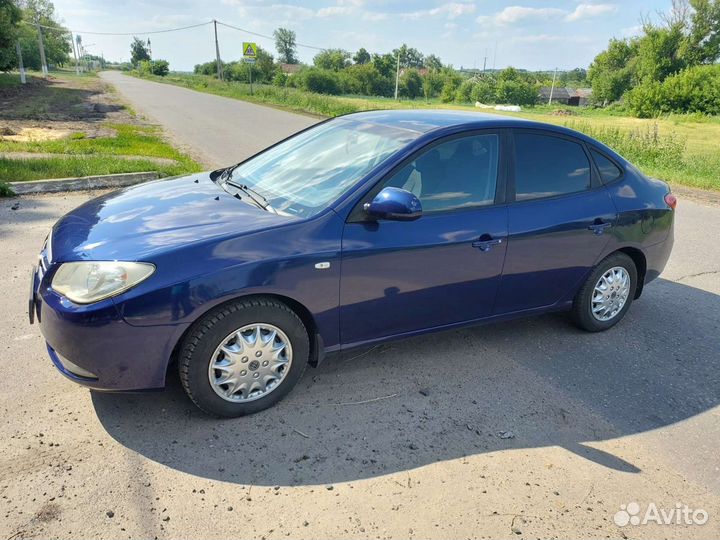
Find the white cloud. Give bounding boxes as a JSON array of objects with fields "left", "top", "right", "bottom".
[
  {"left": 316, "top": 5, "right": 354, "bottom": 17},
  {"left": 402, "top": 2, "right": 476, "bottom": 21},
  {"left": 492, "top": 6, "right": 565, "bottom": 24},
  {"left": 565, "top": 3, "right": 616, "bottom": 22}
]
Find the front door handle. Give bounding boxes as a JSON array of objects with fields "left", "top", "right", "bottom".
[
  {"left": 587, "top": 219, "right": 612, "bottom": 235},
  {"left": 472, "top": 237, "right": 503, "bottom": 252}
]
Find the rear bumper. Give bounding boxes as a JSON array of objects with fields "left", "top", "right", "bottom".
[
  {"left": 33, "top": 268, "right": 188, "bottom": 391},
  {"left": 644, "top": 230, "right": 674, "bottom": 285}
]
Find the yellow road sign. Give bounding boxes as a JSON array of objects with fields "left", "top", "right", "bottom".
[{"left": 243, "top": 42, "right": 257, "bottom": 58}]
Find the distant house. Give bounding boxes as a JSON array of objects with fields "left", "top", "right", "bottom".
[
  {"left": 538, "top": 86, "right": 592, "bottom": 106},
  {"left": 280, "top": 63, "right": 301, "bottom": 75},
  {"left": 399, "top": 67, "right": 429, "bottom": 77}
]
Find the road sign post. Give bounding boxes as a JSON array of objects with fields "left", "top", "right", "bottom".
[{"left": 243, "top": 42, "right": 257, "bottom": 95}]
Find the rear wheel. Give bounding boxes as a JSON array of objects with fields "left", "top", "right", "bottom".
[
  {"left": 572, "top": 252, "right": 637, "bottom": 332},
  {"left": 179, "top": 298, "right": 309, "bottom": 417}
]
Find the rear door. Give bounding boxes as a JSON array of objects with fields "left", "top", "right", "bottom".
[
  {"left": 494, "top": 130, "right": 617, "bottom": 314},
  {"left": 340, "top": 131, "right": 509, "bottom": 346}
]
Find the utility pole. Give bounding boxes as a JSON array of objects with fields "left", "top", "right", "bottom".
[
  {"left": 15, "top": 41, "right": 26, "bottom": 84},
  {"left": 36, "top": 23, "right": 48, "bottom": 77},
  {"left": 548, "top": 67, "right": 558, "bottom": 105},
  {"left": 70, "top": 32, "right": 80, "bottom": 74},
  {"left": 213, "top": 20, "right": 224, "bottom": 81},
  {"left": 394, "top": 50, "right": 400, "bottom": 100},
  {"left": 492, "top": 41, "right": 497, "bottom": 71}
]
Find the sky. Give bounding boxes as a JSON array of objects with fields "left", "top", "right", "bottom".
[{"left": 51, "top": 0, "right": 672, "bottom": 72}]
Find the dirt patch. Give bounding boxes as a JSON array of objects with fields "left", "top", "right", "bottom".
[
  {"left": 0, "top": 74, "right": 139, "bottom": 142},
  {"left": 1, "top": 127, "right": 74, "bottom": 142},
  {"left": 550, "top": 108, "right": 578, "bottom": 116}
]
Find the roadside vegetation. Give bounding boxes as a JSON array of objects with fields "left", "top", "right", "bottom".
[
  {"left": 134, "top": 71, "right": 720, "bottom": 191},
  {"left": 0, "top": 70, "right": 201, "bottom": 193}
]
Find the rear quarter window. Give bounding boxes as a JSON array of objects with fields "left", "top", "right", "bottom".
[{"left": 590, "top": 149, "right": 623, "bottom": 183}]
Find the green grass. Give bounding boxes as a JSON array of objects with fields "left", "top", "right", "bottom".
[
  {"left": 134, "top": 72, "right": 720, "bottom": 191},
  {"left": 0, "top": 155, "right": 200, "bottom": 183},
  {"left": 0, "top": 123, "right": 195, "bottom": 160},
  {"left": 0, "top": 73, "right": 22, "bottom": 88}
]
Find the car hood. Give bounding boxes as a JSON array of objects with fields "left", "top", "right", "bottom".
[{"left": 50, "top": 172, "right": 292, "bottom": 262}]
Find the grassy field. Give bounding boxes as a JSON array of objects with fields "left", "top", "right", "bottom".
[
  {"left": 0, "top": 70, "right": 201, "bottom": 194},
  {"left": 134, "top": 72, "right": 720, "bottom": 191}
]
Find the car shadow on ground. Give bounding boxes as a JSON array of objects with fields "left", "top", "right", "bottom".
[{"left": 91, "top": 278, "right": 719, "bottom": 486}]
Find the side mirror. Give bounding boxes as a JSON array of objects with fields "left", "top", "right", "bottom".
[{"left": 363, "top": 187, "right": 422, "bottom": 221}]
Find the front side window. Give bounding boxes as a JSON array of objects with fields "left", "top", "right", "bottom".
[
  {"left": 227, "top": 118, "right": 419, "bottom": 217},
  {"left": 381, "top": 134, "right": 499, "bottom": 213},
  {"left": 514, "top": 133, "right": 591, "bottom": 201}
]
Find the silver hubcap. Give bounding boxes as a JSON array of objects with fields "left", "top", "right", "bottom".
[
  {"left": 208, "top": 323, "right": 292, "bottom": 403},
  {"left": 592, "top": 266, "right": 631, "bottom": 322}
]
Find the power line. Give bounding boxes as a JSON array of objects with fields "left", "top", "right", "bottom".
[
  {"left": 21, "top": 19, "right": 213, "bottom": 36},
  {"left": 21, "top": 18, "right": 325, "bottom": 52},
  {"left": 216, "top": 21, "right": 324, "bottom": 51}
]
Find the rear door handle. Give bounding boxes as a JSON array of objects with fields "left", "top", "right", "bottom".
[
  {"left": 587, "top": 220, "right": 612, "bottom": 235},
  {"left": 472, "top": 237, "right": 503, "bottom": 252}
]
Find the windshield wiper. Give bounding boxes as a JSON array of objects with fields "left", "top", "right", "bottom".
[{"left": 226, "top": 180, "right": 278, "bottom": 214}]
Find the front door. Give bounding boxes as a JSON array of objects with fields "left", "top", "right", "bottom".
[
  {"left": 340, "top": 132, "right": 509, "bottom": 346},
  {"left": 494, "top": 130, "right": 618, "bottom": 313}
]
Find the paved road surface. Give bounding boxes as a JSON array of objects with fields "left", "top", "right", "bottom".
[
  {"left": 100, "top": 71, "right": 317, "bottom": 168},
  {"left": 1, "top": 76, "right": 719, "bottom": 539}
]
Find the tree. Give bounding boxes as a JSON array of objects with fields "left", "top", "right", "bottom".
[
  {"left": 681, "top": 0, "right": 720, "bottom": 64},
  {"left": 313, "top": 48, "right": 350, "bottom": 71},
  {"left": 400, "top": 68, "right": 423, "bottom": 98},
  {"left": 274, "top": 27, "right": 297, "bottom": 64},
  {"left": 0, "top": 0, "right": 22, "bottom": 71},
  {"left": 422, "top": 70, "right": 443, "bottom": 100},
  {"left": 587, "top": 38, "right": 638, "bottom": 104},
  {"left": 424, "top": 54, "right": 443, "bottom": 71},
  {"left": 635, "top": 23, "right": 686, "bottom": 83},
  {"left": 11, "top": 0, "right": 71, "bottom": 70},
  {"left": 393, "top": 43, "right": 424, "bottom": 68},
  {"left": 130, "top": 36, "right": 150, "bottom": 66},
  {"left": 371, "top": 52, "right": 396, "bottom": 78},
  {"left": 353, "top": 47, "right": 370, "bottom": 65}
]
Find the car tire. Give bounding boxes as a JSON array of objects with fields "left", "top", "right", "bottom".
[
  {"left": 572, "top": 252, "right": 638, "bottom": 332},
  {"left": 178, "top": 297, "right": 309, "bottom": 417}
]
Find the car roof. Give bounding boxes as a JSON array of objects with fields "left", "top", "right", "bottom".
[
  {"left": 342, "top": 109, "right": 535, "bottom": 134},
  {"left": 341, "top": 109, "right": 621, "bottom": 160}
]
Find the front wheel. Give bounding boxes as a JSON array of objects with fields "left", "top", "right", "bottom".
[
  {"left": 572, "top": 252, "right": 637, "bottom": 332},
  {"left": 179, "top": 298, "right": 309, "bottom": 417}
]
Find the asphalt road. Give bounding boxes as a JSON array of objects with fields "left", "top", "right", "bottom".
[
  {"left": 100, "top": 71, "right": 317, "bottom": 168},
  {"left": 1, "top": 76, "right": 719, "bottom": 539}
]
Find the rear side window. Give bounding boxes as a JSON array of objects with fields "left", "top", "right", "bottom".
[
  {"left": 513, "top": 133, "right": 591, "bottom": 201},
  {"left": 591, "top": 149, "right": 623, "bottom": 183}
]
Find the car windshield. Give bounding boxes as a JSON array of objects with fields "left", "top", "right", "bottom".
[{"left": 225, "top": 118, "right": 419, "bottom": 217}]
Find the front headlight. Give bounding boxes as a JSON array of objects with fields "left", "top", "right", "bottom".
[{"left": 51, "top": 261, "right": 155, "bottom": 304}]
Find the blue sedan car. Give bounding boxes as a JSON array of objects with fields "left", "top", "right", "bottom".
[{"left": 30, "top": 111, "right": 675, "bottom": 417}]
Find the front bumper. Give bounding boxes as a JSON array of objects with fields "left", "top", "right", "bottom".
[{"left": 31, "top": 265, "right": 187, "bottom": 391}]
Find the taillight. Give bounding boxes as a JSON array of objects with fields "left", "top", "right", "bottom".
[{"left": 664, "top": 193, "right": 677, "bottom": 210}]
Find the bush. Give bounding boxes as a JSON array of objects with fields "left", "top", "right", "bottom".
[
  {"left": 470, "top": 77, "right": 496, "bottom": 104},
  {"left": 626, "top": 64, "right": 720, "bottom": 117},
  {"left": 296, "top": 68, "right": 342, "bottom": 95},
  {"left": 138, "top": 59, "right": 169, "bottom": 77},
  {"left": 495, "top": 79, "right": 537, "bottom": 106},
  {"left": 340, "top": 64, "right": 392, "bottom": 96}
]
